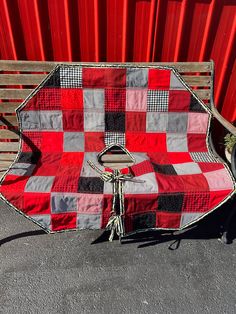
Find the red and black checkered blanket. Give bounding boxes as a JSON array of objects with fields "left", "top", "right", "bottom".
[{"left": 0, "top": 64, "right": 235, "bottom": 235}]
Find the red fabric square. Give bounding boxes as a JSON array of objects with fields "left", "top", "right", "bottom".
[
  {"left": 33, "top": 153, "right": 62, "bottom": 176},
  {"left": 24, "top": 88, "right": 61, "bottom": 111},
  {"left": 156, "top": 212, "right": 181, "bottom": 228},
  {"left": 60, "top": 152, "right": 84, "bottom": 165},
  {"left": 1, "top": 191, "right": 24, "bottom": 209},
  {"left": 198, "top": 162, "right": 224, "bottom": 173},
  {"left": 83, "top": 68, "right": 126, "bottom": 88},
  {"left": 41, "top": 132, "right": 63, "bottom": 152},
  {"left": 84, "top": 132, "right": 105, "bottom": 152},
  {"left": 187, "top": 134, "right": 207, "bottom": 152},
  {"left": 126, "top": 133, "right": 149, "bottom": 152},
  {"left": 61, "top": 88, "right": 83, "bottom": 110},
  {"left": 182, "top": 192, "right": 210, "bottom": 213},
  {"left": 101, "top": 194, "right": 113, "bottom": 228},
  {"left": 105, "top": 88, "right": 126, "bottom": 111},
  {"left": 22, "top": 132, "right": 42, "bottom": 152},
  {"left": 155, "top": 173, "right": 184, "bottom": 193},
  {"left": 124, "top": 194, "right": 158, "bottom": 214},
  {"left": 148, "top": 152, "right": 170, "bottom": 164},
  {"left": 168, "top": 90, "right": 191, "bottom": 112},
  {"left": 168, "top": 152, "right": 192, "bottom": 164},
  {"left": 209, "top": 190, "right": 233, "bottom": 209},
  {"left": 147, "top": 133, "right": 167, "bottom": 152},
  {"left": 24, "top": 192, "right": 51, "bottom": 215},
  {"left": 1, "top": 175, "right": 29, "bottom": 193},
  {"left": 51, "top": 213, "right": 77, "bottom": 231},
  {"left": 63, "top": 110, "right": 84, "bottom": 131},
  {"left": 130, "top": 160, "right": 154, "bottom": 177},
  {"left": 51, "top": 175, "right": 79, "bottom": 192},
  {"left": 148, "top": 69, "right": 171, "bottom": 89},
  {"left": 181, "top": 174, "right": 209, "bottom": 192},
  {"left": 126, "top": 112, "right": 146, "bottom": 132}
]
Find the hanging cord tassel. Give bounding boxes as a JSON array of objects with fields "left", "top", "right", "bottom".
[{"left": 87, "top": 160, "right": 145, "bottom": 241}]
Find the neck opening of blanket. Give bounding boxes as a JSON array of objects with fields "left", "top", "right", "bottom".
[{"left": 0, "top": 64, "right": 235, "bottom": 241}]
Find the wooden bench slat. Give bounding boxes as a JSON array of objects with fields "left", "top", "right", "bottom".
[
  {"left": 0, "top": 74, "right": 211, "bottom": 87},
  {"left": 0, "top": 89, "right": 32, "bottom": 99},
  {"left": 0, "top": 160, "right": 15, "bottom": 168},
  {"left": 0, "top": 74, "right": 47, "bottom": 85},
  {"left": 0, "top": 102, "right": 21, "bottom": 113},
  {"left": 0, "top": 60, "right": 212, "bottom": 72},
  {"left": 0, "top": 142, "right": 19, "bottom": 152},
  {"left": 0, "top": 115, "right": 18, "bottom": 126},
  {"left": 0, "top": 153, "right": 17, "bottom": 161},
  {"left": 0, "top": 129, "right": 19, "bottom": 139},
  {"left": 182, "top": 75, "right": 211, "bottom": 86}
]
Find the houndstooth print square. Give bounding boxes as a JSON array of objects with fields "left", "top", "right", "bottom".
[
  {"left": 60, "top": 66, "right": 82, "bottom": 88},
  {"left": 190, "top": 152, "right": 220, "bottom": 163},
  {"left": 147, "top": 90, "right": 169, "bottom": 112},
  {"left": 104, "top": 132, "right": 125, "bottom": 146}
]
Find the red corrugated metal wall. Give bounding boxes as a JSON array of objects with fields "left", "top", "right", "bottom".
[{"left": 0, "top": 0, "right": 235, "bottom": 122}]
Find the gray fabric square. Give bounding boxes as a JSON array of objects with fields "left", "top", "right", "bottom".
[
  {"left": 39, "top": 111, "right": 62, "bottom": 130},
  {"left": 167, "top": 134, "right": 188, "bottom": 152},
  {"left": 64, "top": 132, "right": 84, "bottom": 152},
  {"left": 51, "top": 194, "right": 77, "bottom": 213},
  {"left": 83, "top": 89, "right": 104, "bottom": 111},
  {"left": 126, "top": 68, "right": 148, "bottom": 87},
  {"left": 180, "top": 213, "right": 202, "bottom": 228},
  {"left": 124, "top": 172, "right": 158, "bottom": 194},
  {"left": 168, "top": 113, "right": 188, "bottom": 133},
  {"left": 77, "top": 214, "right": 101, "bottom": 229},
  {"left": 173, "top": 162, "right": 202, "bottom": 175},
  {"left": 25, "top": 176, "right": 54, "bottom": 192},
  {"left": 84, "top": 112, "right": 105, "bottom": 131},
  {"left": 80, "top": 153, "right": 100, "bottom": 177},
  {"left": 146, "top": 112, "right": 168, "bottom": 132},
  {"left": 31, "top": 214, "right": 51, "bottom": 229},
  {"left": 170, "top": 72, "right": 185, "bottom": 90},
  {"left": 19, "top": 111, "right": 40, "bottom": 130},
  {"left": 9, "top": 163, "right": 35, "bottom": 176}
]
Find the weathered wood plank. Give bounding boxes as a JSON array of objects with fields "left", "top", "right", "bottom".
[
  {"left": 0, "top": 89, "right": 32, "bottom": 99},
  {"left": 0, "top": 74, "right": 211, "bottom": 87},
  {"left": 0, "top": 153, "right": 17, "bottom": 161},
  {"left": 0, "top": 129, "right": 19, "bottom": 139},
  {"left": 194, "top": 89, "right": 210, "bottom": 99},
  {"left": 0, "top": 60, "right": 212, "bottom": 72},
  {"left": 0, "top": 142, "right": 19, "bottom": 152},
  {"left": 0, "top": 160, "right": 14, "bottom": 168},
  {"left": 0, "top": 102, "right": 21, "bottom": 113},
  {"left": 101, "top": 155, "right": 134, "bottom": 162},
  {"left": 0, "top": 74, "right": 46, "bottom": 85},
  {"left": 0, "top": 115, "right": 18, "bottom": 126},
  {"left": 182, "top": 75, "right": 211, "bottom": 86}
]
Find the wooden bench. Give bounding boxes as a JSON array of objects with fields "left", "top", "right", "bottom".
[{"left": 0, "top": 60, "right": 236, "bottom": 173}]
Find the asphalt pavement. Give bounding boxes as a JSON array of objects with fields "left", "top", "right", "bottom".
[{"left": 1, "top": 199, "right": 236, "bottom": 314}]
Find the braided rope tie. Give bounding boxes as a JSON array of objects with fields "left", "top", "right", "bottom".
[{"left": 87, "top": 160, "right": 145, "bottom": 241}]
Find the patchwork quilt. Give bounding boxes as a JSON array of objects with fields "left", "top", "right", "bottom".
[{"left": 0, "top": 64, "right": 235, "bottom": 237}]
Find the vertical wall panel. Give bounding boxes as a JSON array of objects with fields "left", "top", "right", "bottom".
[{"left": 0, "top": 0, "right": 235, "bottom": 122}]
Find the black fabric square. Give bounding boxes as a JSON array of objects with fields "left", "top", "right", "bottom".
[
  {"left": 158, "top": 193, "right": 184, "bottom": 212},
  {"left": 78, "top": 177, "right": 104, "bottom": 194},
  {"left": 105, "top": 112, "right": 125, "bottom": 132},
  {"left": 133, "top": 212, "right": 156, "bottom": 230},
  {"left": 152, "top": 163, "right": 177, "bottom": 175},
  {"left": 44, "top": 68, "right": 60, "bottom": 87},
  {"left": 189, "top": 95, "right": 206, "bottom": 112},
  {"left": 17, "top": 152, "right": 41, "bottom": 164}
]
